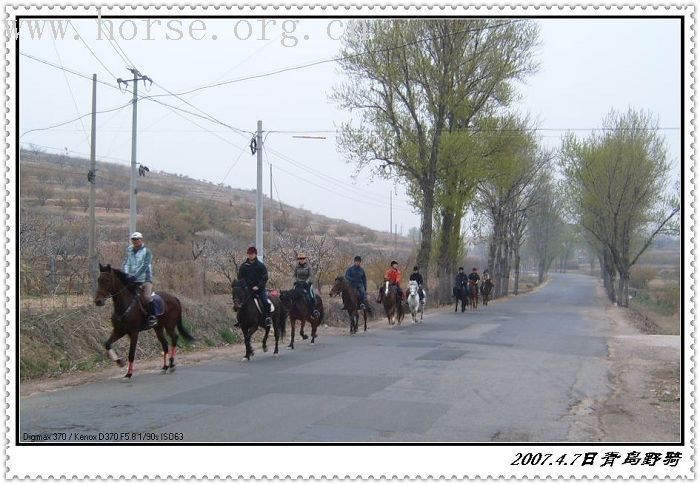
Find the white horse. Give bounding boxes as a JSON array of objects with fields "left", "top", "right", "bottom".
[{"left": 407, "top": 280, "right": 423, "bottom": 323}]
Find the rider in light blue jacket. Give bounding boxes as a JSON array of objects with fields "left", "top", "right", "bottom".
[{"left": 122, "top": 232, "right": 157, "bottom": 328}]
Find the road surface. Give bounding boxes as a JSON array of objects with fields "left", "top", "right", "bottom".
[{"left": 20, "top": 272, "right": 611, "bottom": 442}]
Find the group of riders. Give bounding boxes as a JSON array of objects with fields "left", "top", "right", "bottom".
[{"left": 121, "top": 231, "right": 492, "bottom": 331}]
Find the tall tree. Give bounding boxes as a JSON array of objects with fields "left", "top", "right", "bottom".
[
  {"left": 562, "top": 108, "right": 679, "bottom": 306},
  {"left": 334, "top": 18, "right": 539, "bottom": 286}
]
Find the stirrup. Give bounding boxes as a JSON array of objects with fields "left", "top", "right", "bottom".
[
  {"left": 263, "top": 317, "right": 273, "bottom": 328},
  {"left": 312, "top": 309, "right": 320, "bottom": 318},
  {"left": 359, "top": 303, "right": 366, "bottom": 310},
  {"left": 143, "top": 317, "right": 157, "bottom": 330}
]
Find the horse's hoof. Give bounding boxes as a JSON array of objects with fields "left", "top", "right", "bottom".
[
  {"left": 242, "top": 356, "right": 250, "bottom": 362},
  {"left": 116, "top": 358, "right": 125, "bottom": 368},
  {"left": 273, "top": 353, "right": 280, "bottom": 358},
  {"left": 310, "top": 342, "right": 315, "bottom": 346},
  {"left": 288, "top": 344, "right": 294, "bottom": 350},
  {"left": 302, "top": 335, "right": 309, "bottom": 340},
  {"left": 169, "top": 365, "right": 176, "bottom": 373},
  {"left": 123, "top": 373, "right": 132, "bottom": 379},
  {"left": 263, "top": 347, "right": 268, "bottom": 353},
  {"left": 161, "top": 366, "right": 168, "bottom": 373}
]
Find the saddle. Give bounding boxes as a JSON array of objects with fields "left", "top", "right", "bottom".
[{"left": 253, "top": 296, "right": 275, "bottom": 314}]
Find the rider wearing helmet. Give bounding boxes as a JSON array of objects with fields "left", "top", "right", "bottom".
[
  {"left": 293, "top": 252, "right": 320, "bottom": 319},
  {"left": 409, "top": 266, "right": 425, "bottom": 305},
  {"left": 345, "top": 255, "right": 369, "bottom": 309},
  {"left": 238, "top": 246, "right": 272, "bottom": 329},
  {"left": 483, "top": 269, "right": 491, "bottom": 281},
  {"left": 122, "top": 231, "right": 157, "bottom": 329},
  {"left": 468, "top": 267, "right": 481, "bottom": 284},
  {"left": 379, "top": 260, "right": 403, "bottom": 303}
]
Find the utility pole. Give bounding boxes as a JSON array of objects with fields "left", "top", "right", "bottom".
[
  {"left": 269, "top": 163, "right": 274, "bottom": 251},
  {"left": 395, "top": 224, "right": 398, "bottom": 253},
  {"left": 256, "top": 120, "right": 264, "bottom": 261},
  {"left": 389, "top": 192, "right": 393, "bottom": 237},
  {"left": 88, "top": 74, "right": 97, "bottom": 292},
  {"left": 117, "top": 68, "right": 151, "bottom": 236}
]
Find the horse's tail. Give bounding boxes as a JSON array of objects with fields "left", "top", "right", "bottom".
[
  {"left": 277, "top": 300, "right": 288, "bottom": 339},
  {"left": 174, "top": 297, "right": 195, "bottom": 341}
]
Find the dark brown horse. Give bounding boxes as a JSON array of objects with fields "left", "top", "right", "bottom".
[
  {"left": 468, "top": 280, "right": 480, "bottom": 310},
  {"left": 454, "top": 285, "right": 468, "bottom": 313},
  {"left": 481, "top": 280, "right": 494, "bottom": 306},
  {"left": 379, "top": 280, "right": 404, "bottom": 325},
  {"left": 329, "top": 277, "right": 368, "bottom": 334},
  {"left": 94, "top": 264, "right": 194, "bottom": 379},
  {"left": 279, "top": 285, "right": 324, "bottom": 349},
  {"left": 231, "top": 280, "right": 287, "bottom": 360}
]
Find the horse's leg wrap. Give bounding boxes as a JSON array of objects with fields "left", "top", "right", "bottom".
[{"left": 108, "top": 349, "right": 118, "bottom": 362}]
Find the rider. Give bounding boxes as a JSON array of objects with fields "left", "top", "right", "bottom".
[
  {"left": 122, "top": 231, "right": 157, "bottom": 329},
  {"left": 293, "top": 252, "right": 320, "bottom": 319},
  {"left": 237, "top": 246, "right": 272, "bottom": 329},
  {"left": 468, "top": 267, "right": 481, "bottom": 285},
  {"left": 344, "top": 255, "right": 369, "bottom": 310},
  {"left": 454, "top": 267, "right": 468, "bottom": 296},
  {"left": 483, "top": 269, "right": 491, "bottom": 281},
  {"left": 379, "top": 260, "right": 403, "bottom": 303},
  {"left": 409, "top": 266, "right": 425, "bottom": 305}
]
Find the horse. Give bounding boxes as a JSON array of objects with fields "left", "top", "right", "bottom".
[
  {"left": 379, "top": 280, "right": 404, "bottom": 325},
  {"left": 94, "top": 263, "right": 194, "bottom": 379},
  {"left": 406, "top": 280, "right": 423, "bottom": 324},
  {"left": 279, "top": 284, "right": 325, "bottom": 349},
  {"left": 231, "top": 280, "right": 287, "bottom": 360},
  {"left": 468, "top": 280, "right": 480, "bottom": 310},
  {"left": 454, "top": 285, "right": 468, "bottom": 313},
  {"left": 329, "top": 277, "right": 368, "bottom": 334},
  {"left": 481, "top": 279, "right": 494, "bottom": 306}
]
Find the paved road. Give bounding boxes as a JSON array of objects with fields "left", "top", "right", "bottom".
[{"left": 20, "top": 272, "right": 611, "bottom": 442}]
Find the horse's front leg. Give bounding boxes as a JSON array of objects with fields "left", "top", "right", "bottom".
[
  {"left": 124, "top": 331, "right": 139, "bottom": 379},
  {"left": 288, "top": 318, "right": 296, "bottom": 349},
  {"left": 104, "top": 329, "right": 126, "bottom": 367},
  {"left": 300, "top": 320, "right": 308, "bottom": 340},
  {"left": 273, "top": 322, "right": 280, "bottom": 355},
  {"left": 262, "top": 324, "right": 270, "bottom": 353},
  {"left": 362, "top": 310, "right": 367, "bottom": 332},
  {"left": 243, "top": 328, "right": 255, "bottom": 360},
  {"left": 310, "top": 320, "right": 317, "bottom": 345}
]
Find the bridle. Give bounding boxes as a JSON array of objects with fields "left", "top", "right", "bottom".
[{"left": 98, "top": 270, "right": 140, "bottom": 321}]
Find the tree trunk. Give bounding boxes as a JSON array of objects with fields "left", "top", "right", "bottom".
[
  {"left": 513, "top": 246, "right": 521, "bottom": 295},
  {"left": 416, "top": 183, "right": 435, "bottom": 288}
]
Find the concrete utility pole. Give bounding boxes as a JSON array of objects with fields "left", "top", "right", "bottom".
[
  {"left": 389, "top": 192, "right": 393, "bottom": 238},
  {"left": 256, "top": 120, "right": 264, "bottom": 261},
  {"left": 117, "top": 68, "right": 151, "bottom": 236},
  {"left": 269, "top": 163, "right": 273, "bottom": 250},
  {"left": 88, "top": 73, "right": 97, "bottom": 292}
]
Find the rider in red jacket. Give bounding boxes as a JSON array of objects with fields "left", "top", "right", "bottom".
[{"left": 378, "top": 261, "right": 404, "bottom": 302}]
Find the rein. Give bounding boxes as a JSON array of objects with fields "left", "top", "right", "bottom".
[{"left": 103, "top": 271, "right": 141, "bottom": 322}]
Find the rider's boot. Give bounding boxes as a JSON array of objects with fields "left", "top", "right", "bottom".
[{"left": 143, "top": 301, "right": 158, "bottom": 329}]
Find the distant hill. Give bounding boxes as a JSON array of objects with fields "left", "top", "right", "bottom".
[{"left": 19, "top": 147, "right": 417, "bottom": 296}]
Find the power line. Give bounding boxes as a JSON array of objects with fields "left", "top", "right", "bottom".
[
  {"left": 20, "top": 101, "right": 133, "bottom": 139},
  {"left": 141, "top": 19, "right": 526, "bottom": 99},
  {"left": 51, "top": 36, "right": 90, "bottom": 148},
  {"left": 70, "top": 23, "right": 118, "bottom": 80},
  {"left": 264, "top": 143, "right": 414, "bottom": 211}
]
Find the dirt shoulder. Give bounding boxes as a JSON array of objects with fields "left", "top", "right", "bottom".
[{"left": 568, "top": 284, "right": 681, "bottom": 442}]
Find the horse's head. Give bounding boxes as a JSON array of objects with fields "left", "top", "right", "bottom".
[
  {"left": 329, "top": 276, "right": 345, "bottom": 297},
  {"left": 231, "top": 279, "right": 250, "bottom": 311},
  {"left": 95, "top": 263, "right": 115, "bottom": 306},
  {"left": 408, "top": 281, "right": 418, "bottom": 295},
  {"left": 279, "top": 289, "right": 294, "bottom": 307}
]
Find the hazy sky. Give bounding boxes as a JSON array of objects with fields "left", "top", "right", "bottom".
[{"left": 19, "top": 17, "right": 682, "bottom": 233}]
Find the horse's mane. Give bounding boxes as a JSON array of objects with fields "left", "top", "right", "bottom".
[{"left": 103, "top": 265, "right": 131, "bottom": 286}]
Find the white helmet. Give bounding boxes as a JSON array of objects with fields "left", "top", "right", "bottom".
[{"left": 130, "top": 232, "right": 143, "bottom": 240}]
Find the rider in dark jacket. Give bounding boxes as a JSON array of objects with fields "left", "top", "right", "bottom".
[
  {"left": 454, "top": 267, "right": 468, "bottom": 290},
  {"left": 237, "top": 246, "right": 272, "bottom": 328},
  {"left": 345, "top": 256, "right": 368, "bottom": 309},
  {"left": 467, "top": 267, "right": 481, "bottom": 283},
  {"left": 409, "top": 266, "right": 425, "bottom": 304}
]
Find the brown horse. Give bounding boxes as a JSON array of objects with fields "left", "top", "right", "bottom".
[
  {"left": 468, "top": 280, "right": 480, "bottom": 310},
  {"left": 279, "top": 284, "right": 324, "bottom": 349},
  {"left": 481, "top": 280, "right": 494, "bottom": 306},
  {"left": 379, "top": 280, "right": 404, "bottom": 325},
  {"left": 454, "top": 285, "right": 468, "bottom": 313},
  {"left": 94, "top": 264, "right": 194, "bottom": 379},
  {"left": 231, "top": 280, "right": 287, "bottom": 360},
  {"left": 329, "top": 277, "right": 368, "bottom": 334}
]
